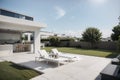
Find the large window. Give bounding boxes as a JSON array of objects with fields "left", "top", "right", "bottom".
[
  {"left": 0, "top": 9, "right": 33, "bottom": 21},
  {"left": 1, "top": 9, "right": 15, "bottom": 17},
  {"left": 24, "top": 35, "right": 28, "bottom": 41},
  {"left": 25, "top": 16, "right": 33, "bottom": 21}
]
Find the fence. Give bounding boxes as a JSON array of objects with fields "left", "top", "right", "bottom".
[{"left": 58, "top": 41, "right": 117, "bottom": 50}]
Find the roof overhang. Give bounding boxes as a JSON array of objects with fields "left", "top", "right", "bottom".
[{"left": 0, "top": 15, "right": 47, "bottom": 32}]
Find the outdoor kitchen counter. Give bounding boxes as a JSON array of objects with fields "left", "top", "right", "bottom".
[{"left": 0, "top": 44, "right": 13, "bottom": 55}]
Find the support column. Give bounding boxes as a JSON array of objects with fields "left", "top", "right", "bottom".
[
  {"left": 27, "top": 33, "right": 31, "bottom": 42},
  {"left": 34, "top": 29, "right": 40, "bottom": 54}
]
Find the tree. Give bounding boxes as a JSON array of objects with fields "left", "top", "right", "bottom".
[
  {"left": 82, "top": 27, "right": 102, "bottom": 48},
  {"left": 111, "top": 25, "right": 120, "bottom": 41}
]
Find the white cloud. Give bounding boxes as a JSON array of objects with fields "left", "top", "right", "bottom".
[{"left": 54, "top": 6, "right": 66, "bottom": 19}]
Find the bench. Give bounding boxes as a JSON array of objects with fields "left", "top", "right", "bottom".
[
  {"left": 100, "top": 55, "right": 120, "bottom": 80},
  {"left": 100, "top": 63, "right": 120, "bottom": 80}
]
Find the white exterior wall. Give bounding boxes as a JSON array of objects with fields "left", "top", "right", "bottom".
[
  {"left": 0, "top": 15, "right": 46, "bottom": 29},
  {"left": 0, "top": 33, "right": 20, "bottom": 40},
  {"left": 0, "top": 15, "right": 46, "bottom": 31},
  {"left": 34, "top": 29, "right": 41, "bottom": 53}
]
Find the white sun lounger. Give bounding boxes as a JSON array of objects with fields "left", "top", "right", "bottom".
[
  {"left": 37, "top": 50, "right": 70, "bottom": 66},
  {"left": 51, "top": 48, "right": 81, "bottom": 61},
  {"left": 51, "top": 48, "right": 79, "bottom": 59}
]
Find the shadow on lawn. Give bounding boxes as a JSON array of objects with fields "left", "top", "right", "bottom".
[{"left": 106, "top": 52, "right": 119, "bottom": 58}]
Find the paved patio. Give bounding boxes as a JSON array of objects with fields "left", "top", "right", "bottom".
[
  {"left": 0, "top": 52, "right": 111, "bottom": 80},
  {"left": 0, "top": 52, "right": 60, "bottom": 72}
]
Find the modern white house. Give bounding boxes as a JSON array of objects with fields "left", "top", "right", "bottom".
[
  {"left": 40, "top": 31, "right": 55, "bottom": 39},
  {"left": 0, "top": 8, "right": 46, "bottom": 55}
]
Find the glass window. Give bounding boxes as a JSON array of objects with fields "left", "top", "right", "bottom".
[
  {"left": 0, "top": 9, "right": 33, "bottom": 21},
  {"left": 24, "top": 35, "right": 28, "bottom": 41},
  {"left": 19, "top": 15, "right": 25, "bottom": 19},
  {"left": 1, "top": 10, "right": 15, "bottom": 17},
  {"left": 25, "top": 16, "right": 33, "bottom": 21},
  {"left": 14, "top": 14, "right": 19, "bottom": 18},
  {"left": 30, "top": 35, "right": 34, "bottom": 41}
]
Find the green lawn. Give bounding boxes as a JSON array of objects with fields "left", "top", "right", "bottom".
[
  {"left": 43, "top": 47, "right": 119, "bottom": 58},
  {"left": 0, "top": 61, "right": 41, "bottom": 80}
]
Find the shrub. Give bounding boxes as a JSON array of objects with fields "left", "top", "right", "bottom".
[
  {"left": 41, "top": 38, "right": 50, "bottom": 42},
  {"left": 49, "top": 36, "right": 60, "bottom": 47},
  {"left": 60, "top": 38, "right": 75, "bottom": 42}
]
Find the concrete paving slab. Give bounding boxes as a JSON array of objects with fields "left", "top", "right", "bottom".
[
  {"left": 31, "top": 55, "right": 111, "bottom": 80},
  {"left": 0, "top": 52, "right": 111, "bottom": 80},
  {"left": 1, "top": 53, "right": 60, "bottom": 72}
]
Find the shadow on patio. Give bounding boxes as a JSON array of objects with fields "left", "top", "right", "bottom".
[{"left": 18, "top": 60, "right": 60, "bottom": 72}]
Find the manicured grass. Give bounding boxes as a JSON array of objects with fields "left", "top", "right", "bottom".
[
  {"left": 43, "top": 47, "right": 119, "bottom": 58},
  {"left": 0, "top": 61, "right": 40, "bottom": 80}
]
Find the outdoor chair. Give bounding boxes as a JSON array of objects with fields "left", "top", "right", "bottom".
[
  {"left": 36, "top": 50, "right": 71, "bottom": 66},
  {"left": 51, "top": 48, "right": 79, "bottom": 61}
]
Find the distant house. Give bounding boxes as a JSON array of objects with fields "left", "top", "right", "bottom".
[
  {"left": 40, "top": 31, "right": 55, "bottom": 39},
  {"left": 0, "top": 8, "right": 46, "bottom": 55},
  {"left": 40, "top": 31, "right": 72, "bottom": 39}
]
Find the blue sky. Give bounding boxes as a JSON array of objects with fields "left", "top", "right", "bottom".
[{"left": 0, "top": 0, "right": 120, "bottom": 38}]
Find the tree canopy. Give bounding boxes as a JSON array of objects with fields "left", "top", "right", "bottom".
[
  {"left": 82, "top": 27, "right": 102, "bottom": 43},
  {"left": 111, "top": 25, "right": 120, "bottom": 41}
]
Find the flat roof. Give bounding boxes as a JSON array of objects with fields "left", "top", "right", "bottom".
[{"left": 0, "top": 15, "right": 47, "bottom": 31}]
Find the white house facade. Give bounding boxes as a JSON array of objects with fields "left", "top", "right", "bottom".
[{"left": 0, "top": 8, "right": 46, "bottom": 55}]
